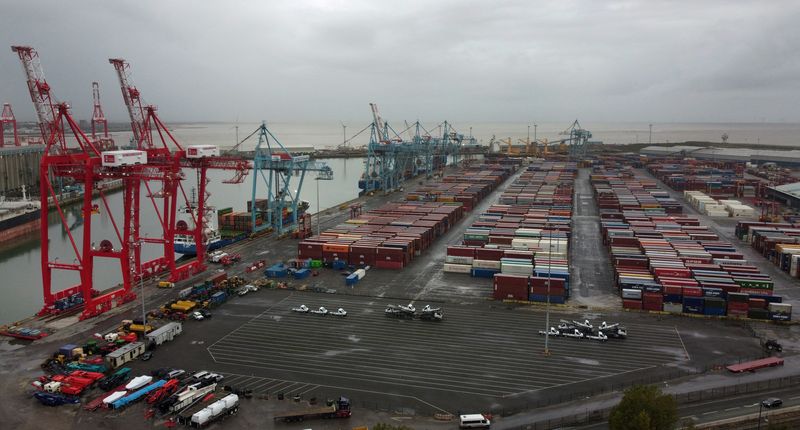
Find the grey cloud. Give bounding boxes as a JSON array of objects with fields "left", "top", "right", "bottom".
[{"left": 0, "top": 0, "right": 797, "bottom": 124}]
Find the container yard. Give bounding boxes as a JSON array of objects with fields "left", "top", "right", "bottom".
[
  {"left": 590, "top": 166, "right": 792, "bottom": 320},
  {"left": 0, "top": 47, "right": 797, "bottom": 430},
  {"left": 2, "top": 147, "right": 798, "bottom": 430},
  {"left": 444, "top": 162, "right": 575, "bottom": 304},
  {"left": 297, "top": 163, "right": 515, "bottom": 271}
]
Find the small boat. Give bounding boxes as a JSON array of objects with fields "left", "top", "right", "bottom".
[
  {"left": 125, "top": 375, "right": 152, "bottom": 390},
  {"left": 102, "top": 391, "right": 126, "bottom": 404}
]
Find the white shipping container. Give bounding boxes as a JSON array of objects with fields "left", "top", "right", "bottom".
[
  {"left": 621, "top": 288, "right": 642, "bottom": 300},
  {"left": 445, "top": 255, "right": 474, "bottom": 265},
  {"left": 791, "top": 254, "right": 800, "bottom": 278},
  {"left": 663, "top": 302, "right": 683, "bottom": 313},
  {"left": 101, "top": 150, "right": 147, "bottom": 167},
  {"left": 186, "top": 145, "right": 220, "bottom": 158},
  {"left": 443, "top": 263, "right": 472, "bottom": 274},
  {"left": 472, "top": 259, "right": 502, "bottom": 269}
]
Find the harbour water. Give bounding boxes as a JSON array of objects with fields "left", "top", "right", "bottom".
[
  {"left": 1, "top": 120, "right": 799, "bottom": 324},
  {"left": 0, "top": 154, "right": 363, "bottom": 325}
]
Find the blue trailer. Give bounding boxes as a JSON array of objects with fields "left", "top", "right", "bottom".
[{"left": 111, "top": 379, "right": 166, "bottom": 409}]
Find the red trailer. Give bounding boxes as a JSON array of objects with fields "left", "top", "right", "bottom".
[{"left": 726, "top": 357, "right": 784, "bottom": 373}]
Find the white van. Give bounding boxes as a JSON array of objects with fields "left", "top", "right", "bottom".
[{"left": 460, "top": 414, "right": 491, "bottom": 428}]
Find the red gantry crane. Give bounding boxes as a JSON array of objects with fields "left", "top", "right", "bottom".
[
  {"left": 0, "top": 103, "right": 20, "bottom": 147},
  {"left": 90, "top": 82, "right": 114, "bottom": 150},
  {"left": 10, "top": 45, "right": 174, "bottom": 319},
  {"left": 109, "top": 57, "right": 250, "bottom": 281}
]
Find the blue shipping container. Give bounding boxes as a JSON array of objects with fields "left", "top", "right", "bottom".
[
  {"left": 294, "top": 268, "right": 311, "bottom": 279},
  {"left": 472, "top": 268, "right": 499, "bottom": 278}
]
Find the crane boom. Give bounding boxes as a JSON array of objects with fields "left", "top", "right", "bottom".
[
  {"left": 11, "top": 46, "right": 61, "bottom": 148},
  {"left": 91, "top": 81, "right": 108, "bottom": 139},
  {"left": 109, "top": 58, "right": 149, "bottom": 148}
]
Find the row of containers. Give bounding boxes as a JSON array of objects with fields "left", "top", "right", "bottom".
[
  {"left": 736, "top": 221, "right": 800, "bottom": 277},
  {"left": 592, "top": 168, "right": 792, "bottom": 321},
  {"left": 296, "top": 165, "right": 516, "bottom": 269},
  {"left": 443, "top": 162, "right": 576, "bottom": 304},
  {"left": 683, "top": 191, "right": 756, "bottom": 218},
  {"left": 644, "top": 160, "right": 754, "bottom": 198}
]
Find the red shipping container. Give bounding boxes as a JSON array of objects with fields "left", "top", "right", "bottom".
[
  {"left": 622, "top": 299, "right": 643, "bottom": 310},
  {"left": 475, "top": 248, "right": 505, "bottom": 261},
  {"left": 493, "top": 283, "right": 528, "bottom": 301},
  {"left": 682, "top": 287, "right": 703, "bottom": 297},
  {"left": 748, "top": 298, "right": 767, "bottom": 309},
  {"left": 375, "top": 260, "right": 404, "bottom": 269},
  {"left": 642, "top": 301, "right": 663, "bottom": 311},
  {"left": 662, "top": 285, "right": 683, "bottom": 295},
  {"left": 653, "top": 267, "right": 691, "bottom": 279},
  {"left": 493, "top": 274, "right": 529, "bottom": 288}
]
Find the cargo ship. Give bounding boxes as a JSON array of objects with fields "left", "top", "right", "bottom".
[
  {"left": 173, "top": 205, "right": 247, "bottom": 256},
  {"left": 0, "top": 186, "right": 41, "bottom": 242},
  {"left": 173, "top": 199, "right": 309, "bottom": 256}
]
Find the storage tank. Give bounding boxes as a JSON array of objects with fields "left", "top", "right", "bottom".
[{"left": 191, "top": 408, "right": 213, "bottom": 426}]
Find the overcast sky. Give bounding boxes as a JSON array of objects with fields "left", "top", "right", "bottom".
[{"left": 0, "top": 0, "right": 798, "bottom": 124}]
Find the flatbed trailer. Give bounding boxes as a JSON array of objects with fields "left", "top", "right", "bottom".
[
  {"left": 273, "top": 397, "right": 351, "bottom": 423},
  {"left": 726, "top": 357, "right": 784, "bottom": 373}
]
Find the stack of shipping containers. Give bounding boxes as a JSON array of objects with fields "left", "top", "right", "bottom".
[
  {"left": 444, "top": 162, "right": 576, "bottom": 304},
  {"left": 296, "top": 164, "right": 515, "bottom": 270},
  {"left": 592, "top": 168, "right": 791, "bottom": 321}
]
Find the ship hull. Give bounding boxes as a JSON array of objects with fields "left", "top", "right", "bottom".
[
  {"left": 0, "top": 209, "right": 40, "bottom": 242},
  {"left": 173, "top": 234, "right": 246, "bottom": 256}
]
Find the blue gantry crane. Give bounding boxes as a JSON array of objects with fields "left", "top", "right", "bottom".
[
  {"left": 243, "top": 122, "right": 333, "bottom": 236},
  {"left": 360, "top": 104, "right": 469, "bottom": 194},
  {"left": 559, "top": 119, "right": 601, "bottom": 160}
]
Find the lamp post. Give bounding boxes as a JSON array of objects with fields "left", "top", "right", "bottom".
[
  {"left": 138, "top": 235, "right": 147, "bottom": 328},
  {"left": 757, "top": 402, "right": 763, "bottom": 430},
  {"left": 534, "top": 123, "right": 538, "bottom": 142},
  {"left": 544, "top": 226, "right": 552, "bottom": 356},
  {"left": 315, "top": 176, "right": 321, "bottom": 236},
  {"left": 527, "top": 125, "right": 531, "bottom": 144}
]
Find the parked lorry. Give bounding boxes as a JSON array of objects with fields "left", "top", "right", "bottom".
[
  {"left": 191, "top": 394, "right": 240, "bottom": 427},
  {"left": 273, "top": 396, "right": 351, "bottom": 423}
]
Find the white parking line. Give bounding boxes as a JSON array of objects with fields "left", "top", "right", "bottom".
[
  {"left": 724, "top": 407, "right": 739, "bottom": 411},
  {"left": 702, "top": 410, "right": 718, "bottom": 415}
]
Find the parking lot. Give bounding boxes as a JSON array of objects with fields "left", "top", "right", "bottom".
[{"left": 207, "top": 293, "right": 688, "bottom": 400}]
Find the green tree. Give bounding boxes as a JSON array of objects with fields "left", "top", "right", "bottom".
[{"left": 609, "top": 385, "right": 678, "bottom": 430}]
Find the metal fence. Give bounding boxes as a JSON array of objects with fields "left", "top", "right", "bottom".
[{"left": 499, "top": 375, "right": 800, "bottom": 430}]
